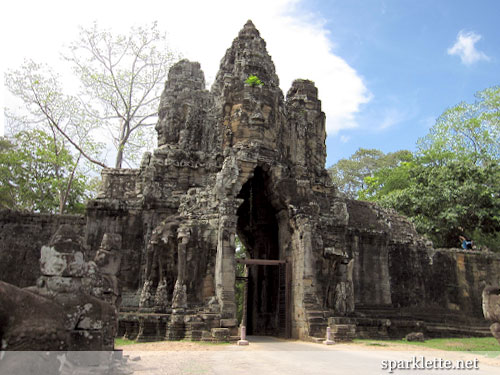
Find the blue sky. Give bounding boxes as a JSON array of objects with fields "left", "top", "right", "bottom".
[
  {"left": 307, "top": 0, "right": 499, "bottom": 165},
  {"left": 2, "top": 0, "right": 499, "bottom": 168}
]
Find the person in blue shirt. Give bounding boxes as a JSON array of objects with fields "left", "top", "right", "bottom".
[{"left": 459, "top": 235, "right": 473, "bottom": 250}]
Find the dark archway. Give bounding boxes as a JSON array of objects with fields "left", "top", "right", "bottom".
[{"left": 236, "top": 167, "right": 283, "bottom": 336}]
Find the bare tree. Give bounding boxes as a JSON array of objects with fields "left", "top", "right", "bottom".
[
  {"left": 4, "top": 61, "right": 105, "bottom": 213},
  {"left": 65, "top": 21, "right": 178, "bottom": 168}
]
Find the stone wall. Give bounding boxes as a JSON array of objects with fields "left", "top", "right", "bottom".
[
  {"left": 346, "top": 201, "right": 500, "bottom": 318},
  {"left": 345, "top": 200, "right": 500, "bottom": 338},
  {"left": 0, "top": 210, "right": 86, "bottom": 287}
]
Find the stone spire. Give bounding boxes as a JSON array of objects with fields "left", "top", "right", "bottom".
[
  {"left": 211, "top": 20, "right": 280, "bottom": 97},
  {"left": 155, "top": 59, "right": 214, "bottom": 151}
]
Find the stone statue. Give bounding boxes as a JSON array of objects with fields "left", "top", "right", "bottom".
[{"left": 483, "top": 286, "right": 500, "bottom": 344}]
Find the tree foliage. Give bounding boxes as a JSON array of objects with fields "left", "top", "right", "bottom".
[
  {"left": 328, "top": 148, "right": 412, "bottom": 199},
  {"left": 417, "top": 85, "right": 499, "bottom": 165},
  {"left": 355, "top": 86, "right": 500, "bottom": 251},
  {"left": 0, "top": 130, "right": 92, "bottom": 214},
  {"left": 365, "top": 160, "right": 499, "bottom": 249},
  {"left": 4, "top": 22, "right": 178, "bottom": 213}
]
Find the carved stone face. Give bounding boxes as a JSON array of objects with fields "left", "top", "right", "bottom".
[
  {"left": 155, "top": 119, "right": 167, "bottom": 146},
  {"left": 227, "top": 89, "right": 273, "bottom": 129},
  {"left": 242, "top": 90, "right": 273, "bottom": 127}
]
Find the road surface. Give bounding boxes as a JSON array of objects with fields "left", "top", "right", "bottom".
[{"left": 121, "top": 336, "right": 500, "bottom": 375}]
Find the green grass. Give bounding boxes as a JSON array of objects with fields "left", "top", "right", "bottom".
[
  {"left": 115, "top": 338, "right": 231, "bottom": 346},
  {"left": 115, "top": 338, "right": 137, "bottom": 346},
  {"left": 179, "top": 339, "right": 230, "bottom": 346},
  {"left": 355, "top": 337, "right": 500, "bottom": 353}
]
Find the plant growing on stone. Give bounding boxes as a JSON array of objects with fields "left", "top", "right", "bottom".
[{"left": 245, "top": 75, "right": 264, "bottom": 87}]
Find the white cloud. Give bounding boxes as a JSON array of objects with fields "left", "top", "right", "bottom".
[
  {"left": 447, "top": 30, "right": 490, "bottom": 65},
  {"left": 378, "top": 108, "right": 407, "bottom": 130},
  {"left": 1, "top": 0, "right": 370, "bottom": 137},
  {"left": 339, "top": 135, "right": 350, "bottom": 143}
]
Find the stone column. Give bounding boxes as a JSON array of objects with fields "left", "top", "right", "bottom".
[
  {"left": 215, "top": 200, "right": 240, "bottom": 318},
  {"left": 172, "top": 226, "right": 190, "bottom": 310}
]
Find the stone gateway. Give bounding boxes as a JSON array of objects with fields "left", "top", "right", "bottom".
[
  {"left": 1, "top": 21, "right": 500, "bottom": 347},
  {"left": 84, "top": 21, "right": 500, "bottom": 342}
]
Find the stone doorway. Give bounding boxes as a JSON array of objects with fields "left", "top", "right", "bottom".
[
  {"left": 236, "top": 259, "right": 291, "bottom": 338},
  {"left": 236, "top": 167, "right": 290, "bottom": 337}
]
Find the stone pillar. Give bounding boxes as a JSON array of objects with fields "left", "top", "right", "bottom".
[
  {"left": 323, "top": 326, "right": 335, "bottom": 345},
  {"left": 237, "top": 325, "right": 249, "bottom": 346},
  {"left": 172, "top": 226, "right": 190, "bottom": 310},
  {"left": 215, "top": 201, "right": 240, "bottom": 319}
]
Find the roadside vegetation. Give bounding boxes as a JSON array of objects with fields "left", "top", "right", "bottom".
[
  {"left": 329, "top": 86, "right": 500, "bottom": 251},
  {"left": 356, "top": 337, "right": 500, "bottom": 353}
]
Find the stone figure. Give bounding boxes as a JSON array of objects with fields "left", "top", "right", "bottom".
[
  {"left": 483, "top": 286, "right": 500, "bottom": 344},
  {"left": 0, "top": 225, "right": 117, "bottom": 350}
]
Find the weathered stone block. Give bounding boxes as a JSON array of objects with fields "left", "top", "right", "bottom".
[
  {"left": 220, "top": 318, "right": 238, "bottom": 327},
  {"left": 483, "top": 286, "right": 500, "bottom": 322},
  {"left": 38, "top": 275, "right": 82, "bottom": 294},
  {"left": 76, "top": 316, "right": 104, "bottom": 330},
  {"left": 211, "top": 328, "right": 229, "bottom": 341},
  {"left": 69, "top": 330, "right": 103, "bottom": 351},
  {"left": 405, "top": 332, "right": 425, "bottom": 342}
]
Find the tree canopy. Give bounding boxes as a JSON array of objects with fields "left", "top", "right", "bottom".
[
  {"left": 0, "top": 130, "right": 93, "bottom": 214},
  {"left": 347, "top": 86, "right": 500, "bottom": 251},
  {"left": 328, "top": 148, "right": 412, "bottom": 199},
  {"left": 5, "top": 22, "right": 178, "bottom": 169}
]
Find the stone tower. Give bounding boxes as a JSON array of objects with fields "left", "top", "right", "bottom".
[{"left": 86, "top": 21, "right": 465, "bottom": 341}]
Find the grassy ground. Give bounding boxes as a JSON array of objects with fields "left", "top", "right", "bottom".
[
  {"left": 115, "top": 338, "right": 137, "bottom": 346},
  {"left": 116, "top": 337, "right": 499, "bottom": 354},
  {"left": 115, "top": 338, "right": 230, "bottom": 347},
  {"left": 355, "top": 337, "right": 500, "bottom": 352}
]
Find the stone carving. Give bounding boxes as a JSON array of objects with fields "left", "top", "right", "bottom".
[
  {"left": 482, "top": 286, "right": 500, "bottom": 344},
  {"left": 0, "top": 225, "right": 119, "bottom": 350}
]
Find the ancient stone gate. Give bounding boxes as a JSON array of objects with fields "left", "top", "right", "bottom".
[
  {"left": 2, "top": 21, "right": 500, "bottom": 348},
  {"left": 80, "top": 20, "right": 500, "bottom": 342}
]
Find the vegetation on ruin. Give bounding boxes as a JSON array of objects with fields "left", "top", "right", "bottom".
[
  {"left": 330, "top": 86, "right": 500, "bottom": 251},
  {"left": 245, "top": 74, "right": 264, "bottom": 87}
]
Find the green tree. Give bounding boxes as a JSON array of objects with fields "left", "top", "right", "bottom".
[
  {"left": 329, "top": 148, "right": 412, "bottom": 199},
  {"left": 0, "top": 137, "right": 17, "bottom": 209},
  {"left": 359, "top": 158, "right": 415, "bottom": 202},
  {"left": 0, "top": 129, "right": 91, "bottom": 214},
  {"left": 359, "top": 86, "right": 500, "bottom": 251},
  {"left": 369, "top": 160, "right": 499, "bottom": 249},
  {"left": 417, "top": 85, "right": 499, "bottom": 165}
]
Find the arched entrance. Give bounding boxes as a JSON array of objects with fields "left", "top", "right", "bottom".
[{"left": 235, "top": 167, "right": 291, "bottom": 337}]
